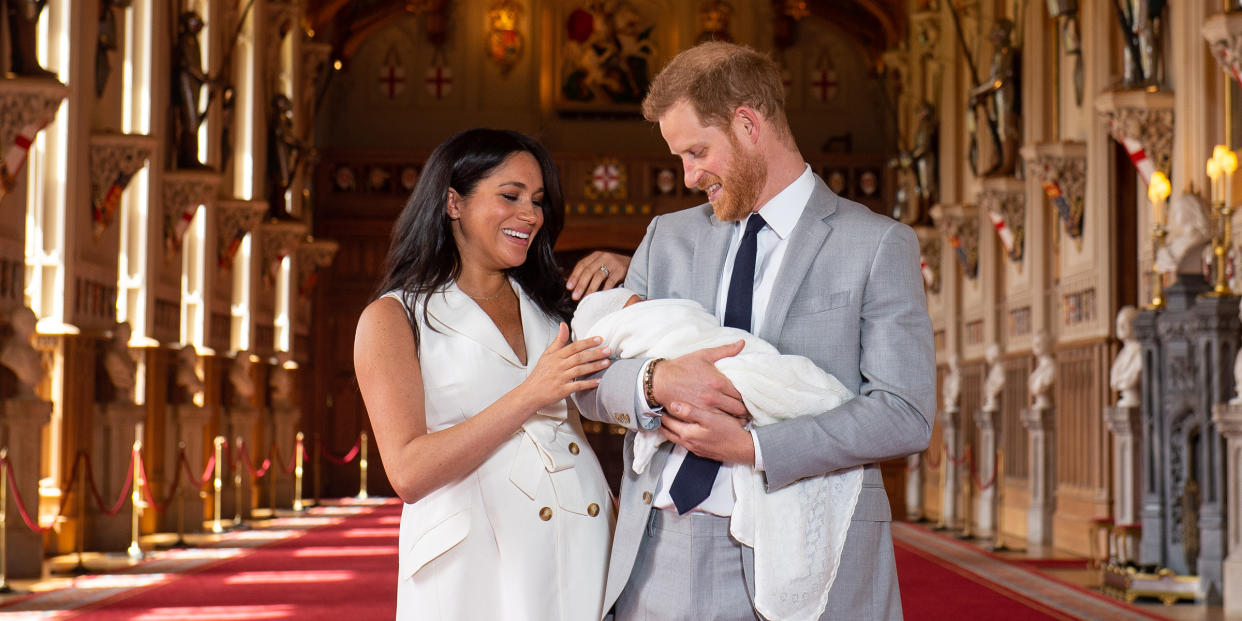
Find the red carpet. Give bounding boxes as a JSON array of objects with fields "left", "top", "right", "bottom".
[
  {"left": 70, "top": 501, "right": 400, "bottom": 620},
  {"left": 896, "top": 537, "right": 1072, "bottom": 620}
]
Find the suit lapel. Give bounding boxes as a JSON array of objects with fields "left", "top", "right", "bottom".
[
  {"left": 691, "top": 211, "right": 734, "bottom": 312},
  {"left": 759, "top": 177, "right": 838, "bottom": 344},
  {"left": 425, "top": 280, "right": 527, "bottom": 368}
]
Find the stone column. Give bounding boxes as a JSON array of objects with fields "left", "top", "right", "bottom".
[
  {"left": 0, "top": 398, "right": 51, "bottom": 578},
  {"left": 1021, "top": 405, "right": 1056, "bottom": 546},
  {"left": 937, "top": 407, "right": 961, "bottom": 529},
  {"left": 1104, "top": 406, "right": 1143, "bottom": 527},
  {"left": 1211, "top": 403, "right": 1242, "bottom": 615},
  {"left": 89, "top": 402, "right": 145, "bottom": 551},
  {"left": 162, "top": 404, "right": 211, "bottom": 533},
  {"left": 973, "top": 407, "right": 1000, "bottom": 538},
  {"left": 905, "top": 453, "right": 923, "bottom": 521}
]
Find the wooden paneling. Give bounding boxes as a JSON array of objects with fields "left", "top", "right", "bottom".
[
  {"left": 1051, "top": 339, "right": 1112, "bottom": 551},
  {"left": 1002, "top": 355, "right": 1031, "bottom": 480}
]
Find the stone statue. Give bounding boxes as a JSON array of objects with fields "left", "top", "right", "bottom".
[
  {"left": 1028, "top": 330, "right": 1056, "bottom": 409},
  {"left": 0, "top": 306, "right": 43, "bottom": 399},
  {"left": 174, "top": 344, "right": 204, "bottom": 403},
  {"left": 1115, "top": 0, "right": 1166, "bottom": 87},
  {"left": 172, "top": 11, "right": 212, "bottom": 169},
  {"left": 102, "top": 321, "right": 136, "bottom": 403},
  {"left": 968, "top": 18, "right": 1020, "bottom": 177},
  {"left": 267, "top": 94, "right": 308, "bottom": 216},
  {"left": 942, "top": 354, "right": 961, "bottom": 412},
  {"left": 1231, "top": 348, "right": 1242, "bottom": 406},
  {"left": 1154, "top": 193, "right": 1211, "bottom": 274},
  {"left": 983, "top": 344, "right": 1004, "bottom": 412},
  {"left": 270, "top": 354, "right": 295, "bottom": 409},
  {"left": 228, "top": 351, "right": 256, "bottom": 406},
  {"left": 3, "top": 0, "right": 56, "bottom": 78},
  {"left": 1110, "top": 306, "right": 1142, "bottom": 407},
  {"left": 910, "top": 101, "right": 939, "bottom": 215}
]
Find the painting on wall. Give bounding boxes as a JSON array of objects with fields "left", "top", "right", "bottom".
[{"left": 557, "top": 1, "right": 660, "bottom": 112}]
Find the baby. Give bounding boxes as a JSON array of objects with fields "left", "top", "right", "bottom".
[{"left": 572, "top": 287, "right": 862, "bottom": 621}]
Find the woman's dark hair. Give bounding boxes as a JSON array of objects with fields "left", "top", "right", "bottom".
[{"left": 373, "top": 128, "right": 571, "bottom": 338}]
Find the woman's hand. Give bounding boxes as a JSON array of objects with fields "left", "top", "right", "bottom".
[
  {"left": 515, "top": 323, "right": 611, "bottom": 411},
  {"left": 566, "top": 251, "right": 631, "bottom": 300}
]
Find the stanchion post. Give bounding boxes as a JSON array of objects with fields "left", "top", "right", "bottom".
[
  {"left": 958, "top": 447, "right": 974, "bottom": 540},
  {"left": 72, "top": 453, "right": 87, "bottom": 573},
  {"left": 232, "top": 437, "right": 244, "bottom": 529},
  {"left": 356, "top": 431, "right": 369, "bottom": 500},
  {"left": 934, "top": 441, "right": 947, "bottom": 530},
  {"left": 211, "top": 436, "right": 224, "bottom": 534},
  {"left": 173, "top": 442, "right": 187, "bottom": 547},
  {"left": 268, "top": 443, "right": 276, "bottom": 518},
  {"left": 0, "top": 449, "right": 10, "bottom": 593},
  {"left": 127, "top": 424, "right": 144, "bottom": 561},
  {"left": 293, "top": 432, "right": 304, "bottom": 512},
  {"left": 990, "top": 449, "right": 1008, "bottom": 551},
  {"left": 312, "top": 434, "right": 321, "bottom": 508}
]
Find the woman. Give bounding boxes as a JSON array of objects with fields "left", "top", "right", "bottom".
[{"left": 354, "top": 129, "right": 614, "bottom": 620}]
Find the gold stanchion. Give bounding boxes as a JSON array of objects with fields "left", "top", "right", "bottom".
[
  {"left": 933, "top": 441, "right": 948, "bottom": 530},
  {"left": 127, "top": 425, "right": 144, "bottom": 561},
  {"left": 989, "top": 449, "right": 1008, "bottom": 551},
  {"left": 232, "top": 437, "right": 245, "bottom": 529},
  {"left": 356, "top": 432, "right": 369, "bottom": 500},
  {"left": 173, "top": 442, "right": 187, "bottom": 548},
  {"left": 293, "top": 433, "right": 304, "bottom": 512},
  {"left": 0, "top": 449, "right": 10, "bottom": 593},
  {"left": 211, "top": 436, "right": 225, "bottom": 533},
  {"left": 268, "top": 444, "right": 276, "bottom": 519},
  {"left": 313, "top": 434, "right": 322, "bottom": 508}
]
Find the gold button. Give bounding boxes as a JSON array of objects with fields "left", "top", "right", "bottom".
[
  {"left": 587, "top": 503, "right": 600, "bottom": 517},
  {"left": 539, "top": 506, "right": 552, "bottom": 521},
  {"left": 642, "top": 491, "right": 652, "bottom": 504},
  {"left": 569, "top": 442, "right": 580, "bottom": 455},
  {"left": 615, "top": 413, "right": 631, "bottom": 425}
]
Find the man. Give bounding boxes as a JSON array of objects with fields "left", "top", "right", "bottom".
[{"left": 573, "top": 42, "right": 934, "bottom": 620}]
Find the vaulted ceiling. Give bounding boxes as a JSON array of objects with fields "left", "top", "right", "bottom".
[{"left": 305, "top": 0, "right": 906, "bottom": 66}]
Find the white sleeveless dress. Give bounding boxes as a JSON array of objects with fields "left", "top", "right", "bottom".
[{"left": 385, "top": 280, "right": 614, "bottom": 620}]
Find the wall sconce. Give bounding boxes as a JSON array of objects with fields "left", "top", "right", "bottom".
[{"left": 487, "top": 0, "right": 523, "bottom": 75}]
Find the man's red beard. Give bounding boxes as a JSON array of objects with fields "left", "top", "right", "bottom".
[{"left": 700, "top": 134, "right": 767, "bottom": 221}]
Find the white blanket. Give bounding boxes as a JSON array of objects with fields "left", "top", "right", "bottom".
[{"left": 575, "top": 295, "right": 862, "bottom": 621}]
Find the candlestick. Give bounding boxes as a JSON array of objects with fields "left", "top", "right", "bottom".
[
  {"left": 1148, "top": 171, "right": 1171, "bottom": 309},
  {"left": 1206, "top": 147, "right": 1237, "bottom": 297}
]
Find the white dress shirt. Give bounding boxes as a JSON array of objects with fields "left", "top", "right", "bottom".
[{"left": 642, "top": 164, "right": 814, "bottom": 516}]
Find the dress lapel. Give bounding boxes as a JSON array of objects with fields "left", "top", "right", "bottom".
[
  {"left": 426, "top": 280, "right": 528, "bottom": 368},
  {"left": 759, "top": 177, "right": 837, "bottom": 344},
  {"left": 691, "top": 211, "right": 734, "bottom": 313}
]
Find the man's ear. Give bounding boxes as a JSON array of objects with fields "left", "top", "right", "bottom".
[{"left": 735, "top": 107, "right": 760, "bottom": 143}]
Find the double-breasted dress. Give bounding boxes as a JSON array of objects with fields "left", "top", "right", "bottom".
[{"left": 384, "top": 281, "right": 614, "bottom": 620}]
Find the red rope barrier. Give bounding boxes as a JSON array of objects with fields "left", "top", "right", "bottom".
[
  {"left": 949, "top": 445, "right": 971, "bottom": 467},
  {"left": 137, "top": 450, "right": 178, "bottom": 514},
  {"left": 180, "top": 450, "right": 216, "bottom": 489},
  {"left": 82, "top": 451, "right": 135, "bottom": 517},
  {"left": 319, "top": 437, "right": 361, "bottom": 465},
  {"left": 239, "top": 443, "right": 272, "bottom": 479},
  {"left": 273, "top": 441, "right": 296, "bottom": 477},
  {"left": 3, "top": 457, "right": 49, "bottom": 533}
]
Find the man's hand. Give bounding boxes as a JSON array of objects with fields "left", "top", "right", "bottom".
[
  {"left": 652, "top": 341, "right": 747, "bottom": 418},
  {"left": 661, "top": 401, "right": 755, "bottom": 465}
]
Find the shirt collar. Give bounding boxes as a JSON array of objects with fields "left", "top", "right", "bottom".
[{"left": 747, "top": 163, "right": 813, "bottom": 240}]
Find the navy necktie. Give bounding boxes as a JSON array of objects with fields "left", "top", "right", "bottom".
[{"left": 669, "top": 213, "right": 767, "bottom": 514}]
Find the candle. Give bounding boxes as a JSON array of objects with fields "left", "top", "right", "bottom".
[
  {"left": 1149, "top": 171, "right": 1170, "bottom": 228},
  {"left": 1208, "top": 158, "right": 1222, "bottom": 204},
  {"left": 1224, "top": 149, "right": 1238, "bottom": 208}
]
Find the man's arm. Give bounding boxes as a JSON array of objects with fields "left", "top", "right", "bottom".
[
  {"left": 570, "top": 217, "right": 657, "bottom": 431},
  {"left": 755, "top": 222, "right": 936, "bottom": 489}
]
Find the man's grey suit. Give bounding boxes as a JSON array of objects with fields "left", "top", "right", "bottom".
[{"left": 574, "top": 176, "right": 936, "bottom": 620}]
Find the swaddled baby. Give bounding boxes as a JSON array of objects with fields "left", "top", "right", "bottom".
[{"left": 572, "top": 287, "right": 863, "bottom": 621}]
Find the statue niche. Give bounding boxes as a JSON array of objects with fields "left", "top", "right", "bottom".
[
  {"left": 171, "top": 10, "right": 215, "bottom": 170},
  {"left": 1114, "top": 0, "right": 1166, "bottom": 88}
]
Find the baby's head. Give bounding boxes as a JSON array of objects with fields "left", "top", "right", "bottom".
[{"left": 571, "top": 287, "right": 643, "bottom": 338}]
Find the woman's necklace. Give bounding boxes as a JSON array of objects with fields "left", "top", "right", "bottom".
[{"left": 461, "top": 282, "right": 508, "bottom": 303}]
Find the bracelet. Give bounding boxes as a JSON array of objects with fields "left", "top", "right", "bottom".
[{"left": 642, "top": 358, "right": 665, "bottom": 410}]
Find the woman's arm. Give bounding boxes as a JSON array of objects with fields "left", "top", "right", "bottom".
[{"left": 354, "top": 297, "right": 609, "bottom": 504}]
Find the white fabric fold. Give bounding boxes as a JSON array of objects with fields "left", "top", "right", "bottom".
[{"left": 576, "top": 292, "right": 862, "bottom": 621}]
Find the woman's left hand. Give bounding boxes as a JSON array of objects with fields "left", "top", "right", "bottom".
[{"left": 566, "top": 251, "right": 631, "bottom": 300}]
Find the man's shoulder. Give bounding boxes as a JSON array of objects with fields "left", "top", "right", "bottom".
[
  {"left": 817, "top": 193, "right": 910, "bottom": 244},
  {"left": 651, "top": 202, "right": 715, "bottom": 229}
]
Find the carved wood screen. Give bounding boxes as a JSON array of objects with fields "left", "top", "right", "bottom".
[
  {"left": 959, "top": 360, "right": 985, "bottom": 496},
  {"left": 1002, "top": 355, "right": 1031, "bottom": 480},
  {"left": 1054, "top": 340, "right": 1111, "bottom": 493}
]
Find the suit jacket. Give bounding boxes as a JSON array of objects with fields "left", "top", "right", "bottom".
[{"left": 573, "top": 175, "right": 936, "bottom": 619}]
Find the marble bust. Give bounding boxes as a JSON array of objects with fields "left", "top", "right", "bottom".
[
  {"left": 1110, "top": 306, "right": 1142, "bottom": 407},
  {"left": 982, "top": 344, "right": 1004, "bottom": 412},
  {"left": 1028, "top": 330, "right": 1056, "bottom": 409},
  {"left": 270, "top": 354, "right": 295, "bottom": 409},
  {"left": 103, "top": 321, "right": 137, "bottom": 403},
  {"left": 1154, "top": 193, "right": 1211, "bottom": 274},
  {"left": 0, "top": 307, "right": 44, "bottom": 399},
  {"left": 229, "top": 350, "right": 256, "bottom": 406},
  {"left": 942, "top": 354, "right": 961, "bottom": 413},
  {"left": 175, "top": 344, "right": 204, "bottom": 402}
]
